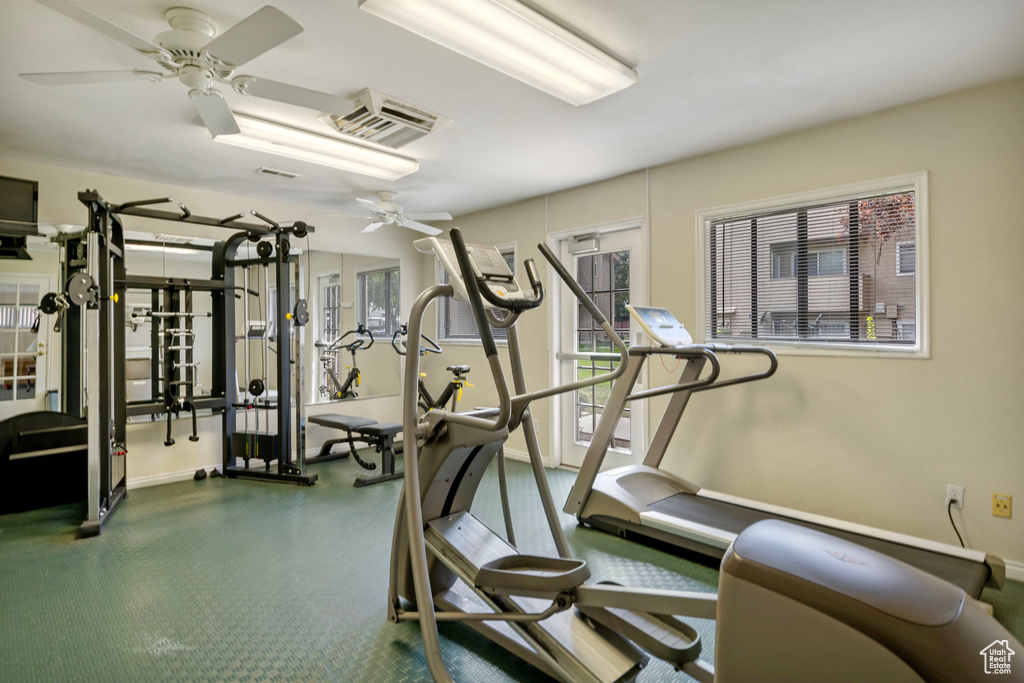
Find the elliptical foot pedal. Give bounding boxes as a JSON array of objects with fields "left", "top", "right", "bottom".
[
  {"left": 576, "top": 583, "right": 702, "bottom": 667},
  {"left": 476, "top": 554, "right": 590, "bottom": 599}
]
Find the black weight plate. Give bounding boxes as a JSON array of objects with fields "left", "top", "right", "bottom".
[
  {"left": 39, "top": 292, "right": 60, "bottom": 315},
  {"left": 248, "top": 378, "right": 265, "bottom": 397}
]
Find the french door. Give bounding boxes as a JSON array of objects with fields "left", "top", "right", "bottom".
[
  {"left": 0, "top": 274, "right": 53, "bottom": 420},
  {"left": 556, "top": 225, "right": 645, "bottom": 468}
]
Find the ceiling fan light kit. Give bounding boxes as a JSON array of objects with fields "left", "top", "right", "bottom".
[
  {"left": 358, "top": 0, "right": 637, "bottom": 106},
  {"left": 213, "top": 115, "right": 419, "bottom": 181}
]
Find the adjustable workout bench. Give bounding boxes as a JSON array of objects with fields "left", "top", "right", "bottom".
[{"left": 307, "top": 414, "right": 402, "bottom": 487}]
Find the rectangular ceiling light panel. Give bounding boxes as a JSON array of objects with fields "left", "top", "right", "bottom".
[
  {"left": 214, "top": 114, "right": 419, "bottom": 181},
  {"left": 359, "top": 0, "right": 637, "bottom": 106}
]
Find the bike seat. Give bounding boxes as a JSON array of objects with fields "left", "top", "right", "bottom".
[{"left": 447, "top": 365, "right": 471, "bottom": 376}]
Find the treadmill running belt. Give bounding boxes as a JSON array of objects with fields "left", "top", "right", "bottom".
[{"left": 647, "top": 493, "right": 990, "bottom": 598}]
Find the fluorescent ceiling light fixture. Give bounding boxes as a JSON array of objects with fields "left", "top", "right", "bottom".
[
  {"left": 214, "top": 114, "right": 419, "bottom": 181},
  {"left": 359, "top": 0, "right": 637, "bottom": 106}
]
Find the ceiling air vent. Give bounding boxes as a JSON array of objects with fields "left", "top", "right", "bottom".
[
  {"left": 257, "top": 167, "right": 300, "bottom": 179},
  {"left": 320, "top": 89, "right": 451, "bottom": 150}
]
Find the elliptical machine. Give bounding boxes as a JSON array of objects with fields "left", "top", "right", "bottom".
[
  {"left": 389, "top": 229, "right": 1023, "bottom": 683},
  {"left": 392, "top": 323, "right": 473, "bottom": 412},
  {"left": 317, "top": 322, "right": 373, "bottom": 400}
]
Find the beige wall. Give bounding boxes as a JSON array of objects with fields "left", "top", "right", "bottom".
[
  {"left": 0, "top": 156, "right": 421, "bottom": 483},
  {"left": 432, "top": 78, "right": 1024, "bottom": 565}
]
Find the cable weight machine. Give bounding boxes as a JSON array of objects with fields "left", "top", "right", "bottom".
[
  {"left": 213, "top": 212, "right": 315, "bottom": 485},
  {"left": 33, "top": 191, "right": 316, "bottom": 535}
]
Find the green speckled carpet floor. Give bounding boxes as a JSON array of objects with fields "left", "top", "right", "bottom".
[{"left": 1, "top": 456, "right": 1021, "bottom": 682}]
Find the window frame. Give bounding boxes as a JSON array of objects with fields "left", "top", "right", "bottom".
[
  {"left": 695, "top": 172, "right": 929, "bottom": 358},
  {"left": 355, "top": 264, "right": 401, "bottom": 340},
  {"left": 436, "top": 242, "right": 517, "bottom": 345}
]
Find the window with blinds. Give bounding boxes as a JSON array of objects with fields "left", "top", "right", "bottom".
[
  {"left": 699, "top": 176, "right": 925, "bottom": 354},
  {"left": 357, "top": 266, "right": 400, "bottom": 338},
  {"left": 438, "top": 244, "right": 516, "bottom": 342}
]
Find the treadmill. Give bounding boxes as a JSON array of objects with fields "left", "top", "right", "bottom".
[{"left": 563, "top": 305, "right": 1004, "bottom": 599}]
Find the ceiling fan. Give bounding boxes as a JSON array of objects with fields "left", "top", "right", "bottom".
[
  {"left": 345, "top": 191, "right": 452, "bottom": 236},
  {"left": 19, "top": 0, "right": 355, "bottom": 137}
]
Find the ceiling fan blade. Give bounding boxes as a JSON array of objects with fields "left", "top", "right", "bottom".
[
  {"left": 191, "top": 89, "right": 240, "bottom": 137},
  {"left": 34, "top": 0, "right": 165, "bottom": 54},
  {"left": 238, "top": 77, "right": 354, "bottom": 116},
  {"left": 401, "top": 219, "right": 443, "bottom": 236},
  {"left": 404, "top": 212, "right": 453, "bottom": 222},
  {"left": 20, "top": 70, "right": 165, "bottom": 85},
  {"left": 355, "top": 197, "right": 383, "bottom": 210},
  {"left": 361, "top": 222, "right": 386, "bottom": 234},
  {"left": 204, "top": 6, "right": 303, "bottom": 67}
]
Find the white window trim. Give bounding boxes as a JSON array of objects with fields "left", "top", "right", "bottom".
[
  {"left": 694, "top": 171, "right": 929, "bottom": 359},
  {"left": 436, "top": 242, "right": 517, "bottom": 346}
]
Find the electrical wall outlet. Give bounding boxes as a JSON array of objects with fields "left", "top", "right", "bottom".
[
  {"left": 945, "top": 484, "right": 964, "bottom": 509},
  {"left": 993, "top": 494, "right": 1012, "bottom": 519}
]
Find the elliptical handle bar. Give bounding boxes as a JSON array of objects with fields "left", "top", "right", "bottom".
[
  {"left": 451, "top": 229, "right": 499, "bottom": 359},
  {"left": 447, "top": 228, "right": 511, "bottom": 431},
  {"left": 477, "top": 258, "right": 544, "bottom": 314}
]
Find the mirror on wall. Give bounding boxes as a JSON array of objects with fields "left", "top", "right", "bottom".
[
  {"left": 306, "top": 251, "right": 401, "bottom": 404},
  {"left": 2, "top": 235, "right": 403, "bottom": 420}
]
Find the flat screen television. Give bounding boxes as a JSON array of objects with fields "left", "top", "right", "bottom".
[{"left": 0, "top": 175, "right": 39, "bottom": 236}]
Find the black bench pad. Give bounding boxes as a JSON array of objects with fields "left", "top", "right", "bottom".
[
  {"left": 309, "top": 414, "right": 377, "bottom": 431},
  {"left": 358, "top": 422, "right": 402, "bottom": 438}
]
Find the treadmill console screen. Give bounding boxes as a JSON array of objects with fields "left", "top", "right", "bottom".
[{"left": 627, "top": 305, "right": 693, "bottom": 347}]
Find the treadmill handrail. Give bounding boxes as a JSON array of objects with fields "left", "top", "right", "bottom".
[
  {"left": 625, "top": 344, "right": 776, "bottom": 402},
  {"left": 624, "top": 348, "right": 721, "bottom": 402},
  {"left": 694, "top": 344, "right": 778, "bottom": 391}
]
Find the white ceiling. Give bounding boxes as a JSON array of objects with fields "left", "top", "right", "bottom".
[{"left": 2, "top": 0, "right": 1023, "bottom": 220}]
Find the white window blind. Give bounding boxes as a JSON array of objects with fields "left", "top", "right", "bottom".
[
  {"left": 702, "top": 184, "right": 921, "bottom": 352},
  {"left": 357, "top": 267, "right": 400, "bottom": 338},
  {"left": 438, "top": 244, "right": 516, "bottom": 342}
]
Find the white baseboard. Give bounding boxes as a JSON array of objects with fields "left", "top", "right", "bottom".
[
  {"left": 127, "top": 466, "right": 220, "bottom": 489},
  {"left": 1005, "top": 559, "right": 1024, "bottom": 583},
  {"left": 501, "top": 448, "right": 554, "bottom": 468}
]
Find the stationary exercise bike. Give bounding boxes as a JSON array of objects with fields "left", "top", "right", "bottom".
[
  {"left": 390, "top": 229, "right": 1023, "bottom": 683},
  {"left": 391, "top": 323, "right": 473, "bottom": 412},
  {"left": 316, "top": 323, "right": 373, "bottom": 400}
]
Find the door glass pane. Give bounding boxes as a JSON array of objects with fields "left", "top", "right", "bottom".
[
  {"left": 16, "top": 378, "right": 35, "bottom": 400},
  {"left": 577, "top": 301, "right": 593, "bottom": 332},
  {"left": 577, "top": 256, "right": 593, "bottom": 293},
  {"left": 613, "top": 251, "right": 629, "bottom": 289},
  {"left": 573, "top": 248, "right": 631, "bottom": 450},
  {"left": 0, "top": 355, "right": 13, "bottom": 378},
  {"left": 577, "top": 406, "right": 594, "bottom": 443},
  {"left": 595, "top": 253, "right": 611, "bottom": 291},
  {"left": 0, "top": 284, "right": 16, "bottom": 356}
]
